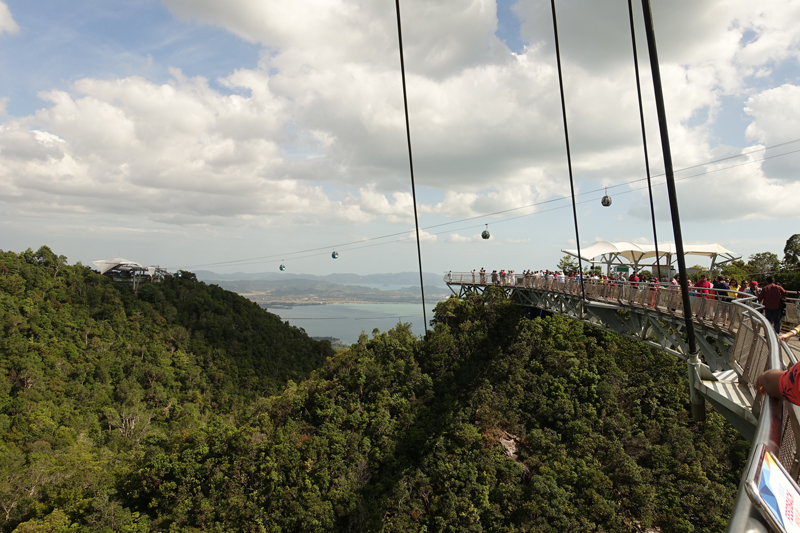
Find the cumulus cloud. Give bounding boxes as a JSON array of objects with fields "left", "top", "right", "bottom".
[
  {"left": 624, "top": 79, "right": 800, "bottom": 223},
  {"left": 628, "top": 146, "right": 800, "bottom": 223},
  {"left": 0, "top": 70, "right": 402, "bottom": 226},
  {"left": 0, "top": 72, "right": 300, "bottom": 221},
  {"left": 162, "top": 0, "right": 800, "bottom": 202},
  {"left": 0, "top": 1, "right": 18, "bottom": 35},
  {"left": 3, "top": 0, "right": 800, "bottom": 243},
  {"left": 350, "top": 184, "right": 415, "bottom": 223},
  {"left": 746, "top": 86, "right": 800, "bottom": 140},
  {"left": 159, "top": 0, "right": 653, "bottom": 192}
]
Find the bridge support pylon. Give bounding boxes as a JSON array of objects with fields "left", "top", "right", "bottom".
[{"left": 687, "top": 352, "right": 707, "bottom": 422}]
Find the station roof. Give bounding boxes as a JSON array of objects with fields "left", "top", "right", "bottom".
[
  {"left": 561, "top": 241, "right": 739, "bottom": 265},
  {"left": 92, "top": 258, "right": 144, "bottom": 275}
]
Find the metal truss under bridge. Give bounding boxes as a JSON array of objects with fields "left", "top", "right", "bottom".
[{"left": 445, "top": 272, "right": 800, "bottom": 532}]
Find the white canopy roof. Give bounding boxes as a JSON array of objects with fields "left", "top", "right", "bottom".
[
  {"left": 561, "top": 240, "right": 739, "bottom": 266},
  {"left": 92, "top": 258, "right": 145, "bottom": 275}
]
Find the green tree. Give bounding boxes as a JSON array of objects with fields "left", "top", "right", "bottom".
[
  {"left": 784, "top": 234, "right": 800, "bottom": 267},
  {"left": 687, "top": 264, "right": 707, "bottom": 282},
  {"left": 721, "top": 260, "right": 749, "bottom": 281},
  {"left": 557, "top": 255, "right": 578, "bottom": 273},
  {"left": 0, "top": 246, "right": 748, "bottom": 532},
  {"left": 748, "top": 252, "right": 780, "bottom": 277}
]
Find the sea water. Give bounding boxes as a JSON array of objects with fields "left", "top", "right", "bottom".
[{"left": 262, "top": 302, "right": 441, "bottom": 344}]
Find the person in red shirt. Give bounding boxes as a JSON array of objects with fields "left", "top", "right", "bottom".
[
  {"left": 694, "top": 274, "right": 712, "bottom": 298},
  {"left": 758, "top": 275, "right": 787, "bottom": 333},
  {"left": 628, "top": 272, "right": 639, "bottom": 288},
  {"left": 756, "top": 322, "right": 800, "bottom": 405},
  {"left": 757, "top": 363, "right": 800, "bottom": 406}
]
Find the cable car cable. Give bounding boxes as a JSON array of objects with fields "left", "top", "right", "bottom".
[
  {"left": 174, "top": 145, "right": 800, "bottom": 270},
  {"left": 178, "top": 170, "right": 749, "bottom": 271}
]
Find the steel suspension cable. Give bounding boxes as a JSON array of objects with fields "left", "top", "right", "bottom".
[
  {"left": 394, "top": 0, "right": 428, "bottom": 335},
  {"left": 627, "top": 0, "right": 662, "bottom": 279},
  {"left": 640, "top": 0, "right": 702, "bottom": 421},
  {"left": 550, "top": 0, "right": 586, "bottom": 300}
]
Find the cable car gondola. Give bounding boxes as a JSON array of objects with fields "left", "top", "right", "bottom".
[
  {"left": 601, "top": 188, "right": 612, "bottom": 207},
  {"left": 481, "top": 224, "right": 491, "bottom": 240},
  {"left": 279, "top": 260, "right": 286, "bottom": 271},
  {"left": 332, "top": 248, "right": 339, "bottom": 259}
]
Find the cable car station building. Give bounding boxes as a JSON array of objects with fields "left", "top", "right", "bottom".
[{"left": 92, "top": 258, "right": 168, "bottom": 291}]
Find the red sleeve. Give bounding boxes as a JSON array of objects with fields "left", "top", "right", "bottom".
[{"left": 779, "top": 362, "right": 800, "bottom": 406}]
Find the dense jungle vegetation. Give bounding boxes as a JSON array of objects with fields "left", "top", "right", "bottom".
[{"left": 0, "top": 246, "right": 748, "bottom": 532}]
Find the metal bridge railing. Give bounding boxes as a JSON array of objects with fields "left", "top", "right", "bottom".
[
  {"left": 444, "top": 272, "right": 760, "bottom": 331},
  {"left": 727, "top": 303, "right": 787, "bottom": 532},
  {"left": 444, "top": 272, "right": 800, "bottom": 531}
]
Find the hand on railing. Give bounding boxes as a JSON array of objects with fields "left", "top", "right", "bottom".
[{"left": 755, "top": 369, "right": 783, "bottom": 399}]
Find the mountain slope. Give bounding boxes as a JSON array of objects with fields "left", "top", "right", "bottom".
[
  {"left": 125, "top": 289, "right": 746, "bottom": 532},
  {"left": 0, "top": 246, "right": 333, "bottom": 531},
  {"left": 0, "top": 248, "right": 746, "bottom": 532}
]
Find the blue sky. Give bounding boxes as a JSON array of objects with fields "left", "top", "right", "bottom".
[
  {"left": 1, "top": 0, "right": 261, "bottom": 117},
  {"left": 1, "top": 0, "right": 800, "bottom": 277}
]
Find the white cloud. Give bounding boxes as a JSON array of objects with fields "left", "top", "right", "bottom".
[
  {"left": 4, "top": 0, "right": 800, "bottom": 276},
  {"left": 159, "top": 0, "right": 671, "bottom": 193},
  {"left": 0, "top": 1, "right": 18, "bottom": 35},
  {"left": 745, "top": 85, "right": 800, "bottom": 150},
  {"left": 427, "top": 184, "right": 558, "bottom": 219},
  {"left": 400, "top": 229, "right": 437, "bottom": 243},
  {"left": 628, "top": 145, "right": 800, "bottom": 223},
  {"left": 350, "top": 184, "right": 415, "bottom": 223},
  {"left": 0, "top": 71, "right": 370, "bottom": 224},
  {"left": 446, "top": 232, "right": 481, "bottom": 243}
]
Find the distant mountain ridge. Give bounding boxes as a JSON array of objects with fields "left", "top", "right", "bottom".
[
  {"left": 198, "top": 276, "right": 451, "bottom": 305},
  {"left": 195, "top": 270, "right": 448, "bottom": 288}
]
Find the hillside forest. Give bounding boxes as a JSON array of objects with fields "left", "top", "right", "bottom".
[{"left": 0, "top": 246, "right": 748, "bottom": 532}]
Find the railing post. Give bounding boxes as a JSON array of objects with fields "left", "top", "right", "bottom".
[{"left": 687, "top": 352, "right": 706, "bottom": 422}]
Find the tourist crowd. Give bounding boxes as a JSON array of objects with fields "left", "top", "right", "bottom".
[{"left": 463, "top": 267, "right": 770, "bottom": 301}]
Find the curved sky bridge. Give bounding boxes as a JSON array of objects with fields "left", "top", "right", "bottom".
[{"left": 445, "top": 272, "right": 799, "bottom": 532}]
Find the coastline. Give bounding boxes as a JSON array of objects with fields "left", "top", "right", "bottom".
[{"left": 259, "top": 299, "right": 445, "bottom": 309}]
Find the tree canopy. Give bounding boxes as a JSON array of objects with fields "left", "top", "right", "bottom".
[
  {"left": 784, "top": 234, "right": 800, "bottom": 267},
  {"left": 0, "top": 248, "right": 747, "bottom": 532}
]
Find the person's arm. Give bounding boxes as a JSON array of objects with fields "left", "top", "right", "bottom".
[
  {"left": 780, "top": 324, "right": 800, "bottom": 341},
  {"left": 756, "top": 369, "right": 783, "bottom": 398}
]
